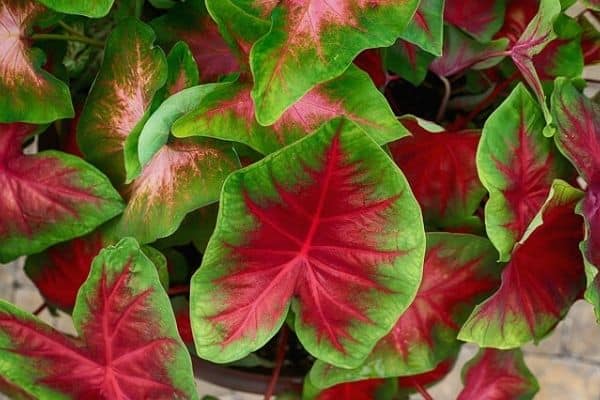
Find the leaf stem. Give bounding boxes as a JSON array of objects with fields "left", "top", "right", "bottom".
[
  {"left": 264, "top": 326, "right": 289, "bottom": 400},
  {"left": 168, "top": 285, "right": 190, "bottom": 297},
  {"left": 436, "top": 74, "right": 451, "bottom": 122},
  {"left": 413, "top": 381, "right": 434, "bottom": 400},
  {"left": 30, "top": 33, "right": 104, "bottom": 48},
  {"left": 32, "top": 302, "right": 47, "bottom": 316},
  {"left": 57, "top": 20, "right": 84, "bottom": 36}
]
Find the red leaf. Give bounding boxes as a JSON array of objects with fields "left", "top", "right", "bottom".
[
  {"left": 25, "top": 233, "right": 105, "bottom": 311},
  {"left": 315, "top": 379, "right": 390, "bottom": 400},
  {"left": 444, "top": 0, "right": 505, "bottom": 41},
  {"left": 458, "top": 349, "right": 539, "bottom": 400},
  {"left": 354, "top": 49, "right": 386, "bottom": 87},
  {"left": 397, "top": 355, "right": 456, "bottom": 391},
  {"left": 495, "top": 0, "right": 539, "bottom": 45},
  {"left": 390, "top": 117, "right": 485, "bottom": 229}
]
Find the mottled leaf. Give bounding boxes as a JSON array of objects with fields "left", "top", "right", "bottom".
[
  {"left": 400, "top": 0, "right": 444, "bottom": 56},
  {"left": 150, "top": 0, "right": 240, "bottom": 82},
  {"left": 77, "top": 18, "right": 167, "bottom": 185},
  {"left": 444, "top": 0, "right": 506, "bottom": 41},
  {"left": 551, "top": 78, "right": 600, "bottom": 320},
  {"left": 0, "top": 238, "right": 198, "bottom": 399},
  {"left": 429, "top": 25, "right": 508, "bottom": 77},
  {"left": 173, "top": 65, "right": 409, "bottom": 155},
  {"left": 36, "top": 0, "right": 114, "bottom": 17},
  {"left": 477, "top": 84, "right": 570, "bottom": 261},
  {"left": 458, "top": 349, "right": 538, "bottom": 400},
  {"left": 249, "top": 0, "right": 420, "bottom": 124},
  {"left": 0, "top": 0, "right": 73, "bottom": 123},
  {"left": 0, "top": 123, "right": 123, "bottom": 263},
  {"left": 309, "top": 233, "right": 500, "bottom": 388},
  {"left": 459, "top": 180, "right": 585, "bottom": 348},
  {"left": 190, "top": 117, "right": 425, "bottom": 367},
  {"left": 390, "top": 116, "right": 486, "bottom": 230}
]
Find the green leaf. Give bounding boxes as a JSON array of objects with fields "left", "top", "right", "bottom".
[
  {"left": 383, "top": 41, "right": 435, "bottom": 86},
  {"left": 190, "top": 117, "right": 425, "bottom": 368},
  {"left": 173, "top": 65, "right": 409, "bottom": 155},
  {"left": 157, "top": 41, "right": 200, "bottom": 101},
  {"left": 36, "top": 0, "right": 114, "bottom": 17},
  {"left": 477, "top": 84, "right": 571, "bottom": 261},
  {"left": 77, "top": 18, "right": 167, "bottom": 186},
  {"left": 399, "top": 0, "right": 444, "bottom": 56},
  {"left": 249, "top": 0, "right": 420, "bottom": 124},
  {"left": 0, "top": 1, "right": 73, "bottom": 123}
]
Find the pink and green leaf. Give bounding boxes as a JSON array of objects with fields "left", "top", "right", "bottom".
[
  {"left": 0, "top": 1, "right": 73, "bottom": 123},
  {"left": 399, "top": 0, "right": 444, "bottom": 56},
  {"left": 0, "top": 238, "right": 197, "bottom": 399},
  {"left": 383, "top": 40, "right": 435, "bottom": 86},
  {"left": 458, "top": 349, "right": 539, "bottom": 400},
  {"left": 551, "top": 78, "right": 600, "bottom": 320},
  {"left": 190, "top": 117, "right": 425, "bottom": 368},
  {"left": 150, "top": 0, "right": 241, "bottom": 82},
  {"left": 157, "top": 41, "right": 200, "bottom": 100},
  {"left": 77, "top": 18, "right": 167, "bottom": 186},
  {"left": 429, "top": 25, "right": 509, "bottom": 77},
  {"left": 249, "top": 0, "right": 420, "bottom": 125},
  {"left": 36, "top": 0, "right": 114, "bottom": 17},
  {"left": 0, "top": 123, "right": 124, "bottom": 263},
  {"left": 303, "top": 378, "right": 397, "bottom": 400},
  {"left": 389, "top": 116, "right": 486, "bottom": 230},
  {"left": 309, "top": 233, "right": 500, "bottom": 388},
  {"left": 173, "top": 65, "right": 409, "bottom": 155},
  {"left": 444, "top": 0, "right": 506, "bottom": 41},
  {"left": 508, "top": 0, "right": 562, "bottom": 128},
  {"left": 477, "top": 83, "right": 571, "bottom": 261},
  {"left": 458, "top": 179, "right": 585, "bottom": 348}
]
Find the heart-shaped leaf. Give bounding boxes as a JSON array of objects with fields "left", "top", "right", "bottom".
[
  {"left": 158, "top": 41, "right": 200, "bottom": 100},
  {"left": 77, "top": 18, "right": 167, "bottom": 186},
  {"left": 551, "top": 78, "right": 600, "bottom": 320},
  {"left": 444, "top": 0, "right": 506, "bottom": 41},
  {"left": 150, "top": 0, "right": 240, "bottom": 82},
  {"left": 458, "top": 349, "right": 539, "bottom": 400},
  {"left": 430, "top": 25, "right": 508, "bottom": 77},
  {"left": 190, "top": 117, "right": 425, "bottom": 368},
  {"left": 0, "top": 238, "right": 198, "bottom": 399},
  {"left": 390, "top": 116, "right": 486, "bottom": 230},
  {"left": 477, "top": 84, "right": 571, "bottom": 261},
  {"left": 249, "top": 0, "right": 420, "bottom": 125},
  {"left": 0, "top": 1, "right": 73, "bottom": 123},
  {"left": 303, "top": 378, "right": 397, "bottom": 400},
  {"left": 458, "top": 180, "right": 585, "bottom": 348},
  {"left": 309, "top": 233, "right": 500, "bottom": 388},
  {"left": 0, "top": 123, "right": 123, "bottom": 263},
  {"left": 36, "top": 0, "right": 114, "bottom": 17},
  {"left": 399, "top": 0, "right": 444, "bottom": 56},
  {"left": 173, "top": 65, "right": 409, "bottom": 155}
]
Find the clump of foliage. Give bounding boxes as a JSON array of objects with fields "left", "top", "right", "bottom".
[{"left": 0, "top": 0, "right": 598, "bottom": 399}]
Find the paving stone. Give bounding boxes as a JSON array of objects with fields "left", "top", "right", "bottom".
[{"left": 561, "top": 301, "right": 600, "bottom": 364}]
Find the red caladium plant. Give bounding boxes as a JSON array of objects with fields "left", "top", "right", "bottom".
[{"left": 0, "top": 0, "right": 598, "bottom": 399}]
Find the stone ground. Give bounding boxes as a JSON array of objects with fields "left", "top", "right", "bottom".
[{"left": 1, "top": 259, "right": 600, "bottom": 399}]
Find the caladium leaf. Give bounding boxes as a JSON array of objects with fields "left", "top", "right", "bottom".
[
  {"left": 458, "top": 180, "right": 585, "bottom": 348},
  {"left": 172, "top": 297, "right": 194, "bottom": 346},
  {"left": 150, "top": 0, "right": 240, "bottom": 82},
  {"left": 249, "top": 0, "right": 420, "bottom": 125},
  {"left": 477, "top": 83, "right": 571, "bottom": 261},
  {"left": 157, "top": 41, "right": 200, "bottom": 101},
  {"left": 309, "top": 233, "right": 500, "bottom": 388},
  {"left": 24, "top": 232, "right": 170, "bottom": 311},
  {"left": 190, "top": 117, "right": 425, "bottom": 367},
  {"left": 429, "top": 25, "right": 509, "bottom": 77},
  {"left": 581, "top": 14, "right": 600, "bottom": 65},
  {"left": 0, "top": 1, "right": 73, "bottom": 123},
  {"left": 507, "top": 0, "right": 562, "bottom": 128},
  {"left": 0, "top": 238, "right": 198, "bottom": 399},
  {"left": 397, "top": 355, "right": 456, "bottom": 395},
  {"left": 303, "top": 378, "right": 397, "bottom": 400},
  {"left": 383, "top": 41, "right": 435, "bottom": 86},
  {"left": 173, "top": 65, "right": 409, "bottom": 155},
  {"left": 0, "top": 123, "right": 124, "bottom": 263},
  {"left": 389, "top": 116, "right": 486, "bottom": 230},
  {"left": 354, "top": 50, "right": 387, "bottom": 87},
  {"left": 494, "top": 0, "right": 538, "bottom": 44},
  {"left": 444, "top": 0, "right": 506, "bottom": 41},
  {"left": 399, "top": 0, "right": 444, "bottom": 56},
  {"left": 115, "top": 136, "right": 240, "bottom": 244},
  {"left": 551, "top": 78, "right": 600, "bottom": 320},
  {"left": 77, "top": 18, "right": 167, "bottom": 186},
  {"left": 36, "top": 0, "right": 114, "bottom": 17},
  {"left": 457, "top": 349, "right": 539, "bottom": 400}
]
